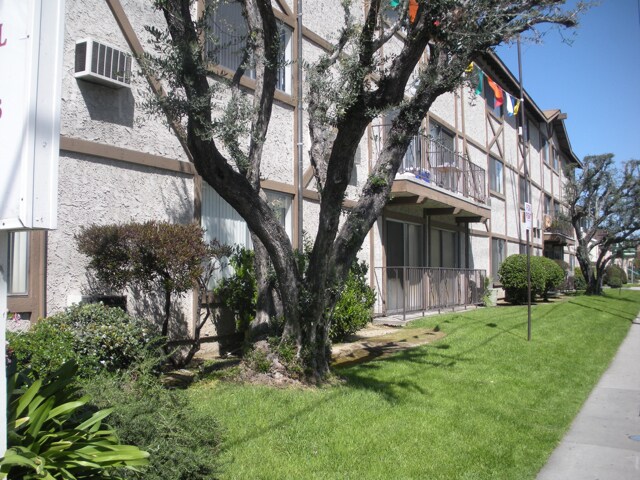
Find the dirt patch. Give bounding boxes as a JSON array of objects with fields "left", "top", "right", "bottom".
[{"left": 332, "top": 327, "right": 445, "bottom": 367}]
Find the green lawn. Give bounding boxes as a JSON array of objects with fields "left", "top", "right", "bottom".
[{"left": 188, "top": 291, "right": 640, "bottom": 479}]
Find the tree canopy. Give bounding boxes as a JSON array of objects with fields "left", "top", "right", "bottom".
[
  {"left": 565, "top": 154, "right": 640, "bottom": 294},
  {"left": 148, "top": 0, "right": 583, "bottom": 380}
]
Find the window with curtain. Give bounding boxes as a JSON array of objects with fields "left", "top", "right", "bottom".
[
  {"left": 8, "top": 231, "right": 29, "bottom": 295},
  {"left": 206, "top": 0, "right": 292, "bottom": 93},
  {"left": 489, "top": 156, "right": 503, "bottom": 194}
]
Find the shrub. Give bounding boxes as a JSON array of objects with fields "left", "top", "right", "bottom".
[
  {"left": 8, "top": 303, "right": 157, "bottom": 379},
  {"left": 329, "top": 260, "right": 377, "bottom": 341},
  {"left": 574, "top": 267, "right": 587, "bottom": 290},
  {"left": 0, "top": 361, "right": 149, "bottom": 479},
  {"left": 76, "top": 222, "right": 216, "bottom": 337},
  {"left": 604, "top": 264, "right": 627, "bottom": 288},
  {"left": 214, "top": 246, "right": 257, "bottom": 332},
  {"left": 539, "top": 257, "right": 566, "bottom": 300},
  {"left": 498, "top": 254, "right": 545, "bottom": 304},
  {"left": 7, "top": 319, "right": 75, "bottom": 380},
  {"left": 82, "top": 363, "right": 219, "bottom": 480}
]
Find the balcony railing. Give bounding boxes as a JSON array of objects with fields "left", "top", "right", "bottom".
[
  {"left": 373, "top": 267, "right": 487, "bottom": 319},
  {"left": 543, "top": 214, "right": 574, "bottom": 243},
  {"left": 373, "top": 127, "right": 487, "bottom": 204}
]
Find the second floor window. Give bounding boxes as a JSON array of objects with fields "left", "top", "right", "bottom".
[
  {"left": 489, "top": 156, "right": 503, "bottom": 194},
  {"left": 519, "top": 175, "right": 529, "bottom": 207},
  {"left": 207, "top": 1, "right": 292, "bottom": 94}
]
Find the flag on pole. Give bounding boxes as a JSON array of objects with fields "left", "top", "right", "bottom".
[
  {"left": 487, "top": 77, "right": 504, "bottom": 107},
  {"left": 513, "top": 99, "right": 521, "bottom": 115},
  {"left": 465, "top": 62, "right": 474, "bottom": 73}
]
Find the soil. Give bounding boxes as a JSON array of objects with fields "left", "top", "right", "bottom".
[
  {"left": 195, "top": 324, "right": 445, "bottom": 388},
  {"left": 332, "top": 326, "right": 445, "bottom": 367}
]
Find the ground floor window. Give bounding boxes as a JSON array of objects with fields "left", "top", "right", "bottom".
[
  {"left": 430, "top": 228, "right": 459, "bottom": 268},
  {"left": 543, "top": 243, "right": 564, "bottom": 260},
  {"left": 8, "top": 231, "right": 29, "bottom": 295},
  {"left": 385, "top": 220, "right": 422, "bottom": 267},
  {"left": 491, "top": 238, "right": 506, "bottom": 283}
]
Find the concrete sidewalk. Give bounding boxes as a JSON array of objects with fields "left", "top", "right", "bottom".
[{"left": 537, "top": 294, "right": 640, "bottom": 480}]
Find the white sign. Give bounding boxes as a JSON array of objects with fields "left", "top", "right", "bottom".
[
  {"left": 0, "top": 0, "right": 64, "bottom": 230},
  {"left": 524, "top": 202, "right": 532, "bottom": 231}
]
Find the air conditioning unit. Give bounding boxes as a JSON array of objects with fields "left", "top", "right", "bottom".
[{"left": 74, "top": 38, "right": 132, "bottom": 88}]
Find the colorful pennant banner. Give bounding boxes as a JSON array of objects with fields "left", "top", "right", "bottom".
[{"left": 467, "top": 62, "right": 523, "bottom": 117}]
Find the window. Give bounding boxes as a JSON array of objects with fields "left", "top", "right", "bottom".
[
  {"left": 519, "top": 175, "right": 529, "bottom": 207},
  {"left": 483, "top": 76, "right": 503, "bottom": 117},
  {"left": 430, "top": 228, "right": 459, "bottom": 268},
  {"left": 265, "top": 190, "right": 293, "bottom": 240},
  {"left": 428, "top": 121, "right": 455, "bottom": 168},
  {"left": 544, "top": 194, "right": 552, "bottom": 216},
  {"left": 489, "top": 156, "right": 503, "bottom": 194},
  {"left": 541, "top": 134, "right": 549, "bottom": 164},
  {"left": 207, "top": 1, "right": 292, "bottom": 93},
  {"left": 491, "top": 238, "right": 506, "bottom": 283},
  {"left": 552, "top": 147, "right": 559, "bottom": 171},
  {"left": 8, "top": 231, "right": 29, "bottom": 295}
]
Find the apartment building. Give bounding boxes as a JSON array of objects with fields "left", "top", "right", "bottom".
[{"left": 6, "top": 0, "right": 579, "bottom": 333}]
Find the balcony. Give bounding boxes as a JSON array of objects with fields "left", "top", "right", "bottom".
[
  {"left": 373, "top": 127, "right": 488, "bottom": 206},
  {"left": 543, "top": 214, "right": 575, "bottom": 245}
]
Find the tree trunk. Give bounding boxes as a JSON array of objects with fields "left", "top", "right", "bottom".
[{"left": 247, "top": 234, "right": 272, "bottom": 341}]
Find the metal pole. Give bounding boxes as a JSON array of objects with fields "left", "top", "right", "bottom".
[
  {"left": 517, "top": 35, "right": 532, "bottom": 341},
  {"left": 296, "top": 0, "right": 304, "bottom": 250},
  {"left": 0, "top": 232, "right": 8, "bottom": 455}
]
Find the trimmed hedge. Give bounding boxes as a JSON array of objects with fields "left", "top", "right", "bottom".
[
  {"left": 604, "top": 264, "right": 627, "bottom": 288},
  {"left": 498, "top": 254, "right": 565, "bottom": 304}
]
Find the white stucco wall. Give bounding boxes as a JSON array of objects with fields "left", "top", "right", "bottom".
[
  {"left": 62, "top": 0, "right": 186, "bottom": 160},
  {"left": 48, "top": 153, "right": 195, "bottom": 336},
  {"left": 262, "top": 102, "right": 295, "bottom": 184}
]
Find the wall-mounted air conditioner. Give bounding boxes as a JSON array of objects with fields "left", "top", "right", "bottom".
[{"left": 74, "top": 38, "right": 132, "bottom": 89}]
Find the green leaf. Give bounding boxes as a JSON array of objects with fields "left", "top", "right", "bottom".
[{"left": 15, "top": 379, "right": 42, "bottom": 417}]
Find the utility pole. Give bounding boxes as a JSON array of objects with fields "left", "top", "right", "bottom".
[{"left": 517, "top": 35, "right": 532, "bottom": 341}]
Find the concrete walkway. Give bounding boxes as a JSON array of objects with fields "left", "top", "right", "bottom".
[{"left": 537, "top": 290, "right": 640, "bottom": 480}]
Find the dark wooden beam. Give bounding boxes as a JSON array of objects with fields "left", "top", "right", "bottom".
[
  {"left": 456, "top": 216, "right": 484, "bottom": 223},
  {"left": 424, "top": 208, "right": 455, "bottom": 216}
]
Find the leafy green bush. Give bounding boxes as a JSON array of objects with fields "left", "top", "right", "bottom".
[
  {"left": 8, "top": 303, "right": 157, "bottom": 379},
  {"left": 540, "top": 257, "right": 566, "bottom": 300},
  {"left": 574, "top": 267, "right": 587, "bottom": 290},
  {"left": 0, "top": 361, "right": 149, "bottom": 480},
  {"left": 329, "top": 260, "right": 377, "bottom": 341},
  {"left": 82, "top": 363, "right": 219, "bottom": 480},
  {"left": 604, "top": 264, "right": 627, "bottom": 288},
  {"left": 6, "top": 320, "right": 75, "bottom": 380},
  {"left": 498, "top": 254, "right": 545, "bottom": 304},
  {"left": 214, "top": 246, "right": 257, "bottom": 332}
]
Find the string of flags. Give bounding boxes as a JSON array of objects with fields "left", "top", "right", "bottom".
[
  {"left": 387, "top": 1, "right": 523, "bottom": 117},
  {"left": 390, "top": 0, "right": 419, "bottom": 23},
  {"left": 466, "top": 61, "right": 522, "bottom": 117}
]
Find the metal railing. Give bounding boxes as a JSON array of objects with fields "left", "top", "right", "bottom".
[
  {"left": 373, "top": 126, "right": 487, "bottom": 204},
  {"left": 373, "top": 267, "right": 487, "bottom": 319}
]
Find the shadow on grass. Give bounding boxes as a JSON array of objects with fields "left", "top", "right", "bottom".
[
  {"left": 566, "top": 297, "right": 639, "bottom": 322},
  {"left": 337, "top": 313, "right": 528, "bottom": 403}
]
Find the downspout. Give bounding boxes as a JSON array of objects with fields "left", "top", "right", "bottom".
[{"left": 296, "top": 0, "right": 303, "bottom": 250}]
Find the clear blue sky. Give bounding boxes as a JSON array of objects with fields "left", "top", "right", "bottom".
[{"left": 496, "top": 0, "right": 640, "bottom": 163}]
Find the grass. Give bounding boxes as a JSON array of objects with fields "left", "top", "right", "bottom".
[{"left": 187, "top": 290, "right": 640, "bottom": 479}]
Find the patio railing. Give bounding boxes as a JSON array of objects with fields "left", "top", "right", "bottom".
[
  {"left": 373, "top": 126, "right": 488, "bottom": 205},
  {"left": 373, "top": 267, "right": 487, "bottom": 319}
]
